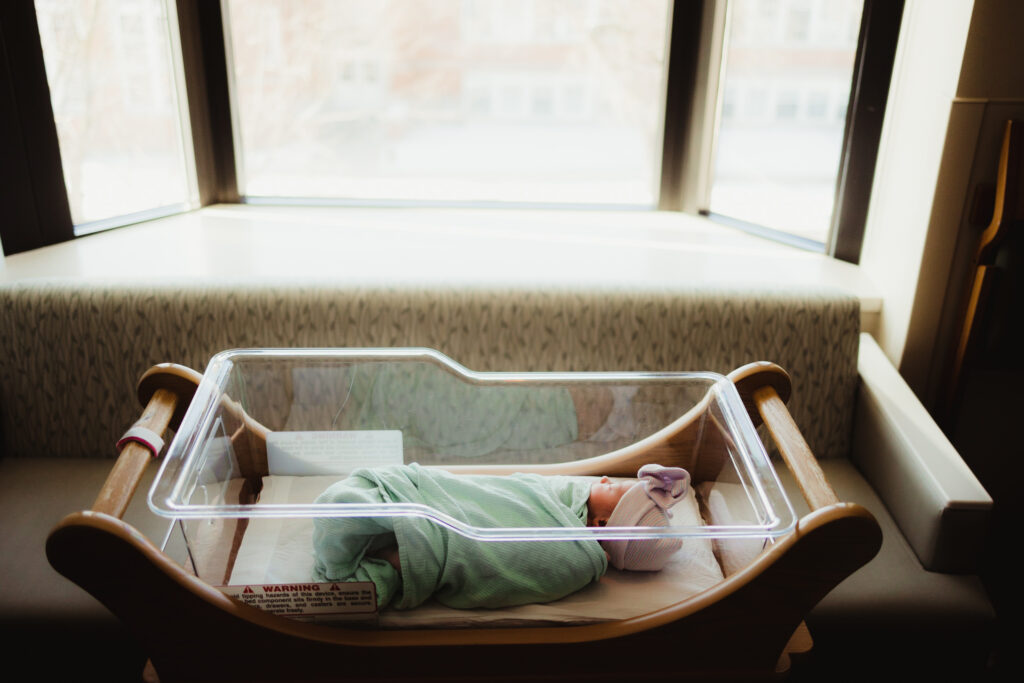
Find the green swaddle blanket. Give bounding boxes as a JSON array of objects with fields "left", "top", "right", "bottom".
[{"left": 312, "top": 464, "right": 607, "bottom": 609}]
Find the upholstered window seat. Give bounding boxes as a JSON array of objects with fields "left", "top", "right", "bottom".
[{"left": 0, "top": 209, "right": 993, "bottom": 679}]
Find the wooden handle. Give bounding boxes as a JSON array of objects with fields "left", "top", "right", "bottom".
[
  {"left": 137, "top": 363, "right": 202, "bottom": 432},
  {"left": 729, "top": 361, "right": 792, "bottom": 428},
  {"left": 753, "top": 385, "right": 838, "bottom": 511},
  {"left": 92, "top": 388, "right": 178, "bottom": 518}
]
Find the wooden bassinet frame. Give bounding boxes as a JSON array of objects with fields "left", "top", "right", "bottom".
[{"left": 47, "top": 361, "right": 881, "bottom": 682}]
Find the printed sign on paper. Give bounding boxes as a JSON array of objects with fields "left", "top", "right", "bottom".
[
  {"left": 266, "top": 430, "right": 403, "bottom": 475},
  {"left": 220, "top": 581, "right": 377, "bottom": 622}
]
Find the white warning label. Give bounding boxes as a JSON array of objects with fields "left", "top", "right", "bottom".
[{"left": 220, "top": 581, "right": 377, "bottom": 622}]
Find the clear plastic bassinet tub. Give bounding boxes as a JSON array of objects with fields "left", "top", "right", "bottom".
[{"left": 148, "top": 348, "right": 797, "bottom": 628}]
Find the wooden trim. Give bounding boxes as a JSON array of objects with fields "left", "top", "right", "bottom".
[
  {"left": 941, "top": 119, "right": 1024, "bottom": 421},
  {"left": 0, "top": 0, "right": 74, "bottom": 256},
  {"left": 829, "top": 0, "right": 905, "bottom": 264},
  {"left": 975, "top": 120, "right": 1024, "bottom": 262}
]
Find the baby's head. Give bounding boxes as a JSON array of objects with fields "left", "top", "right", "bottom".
[
  {"left": 587, "top": 464, "right": 690, "bottom": 571},
  {"left": 586, "top": 477, "right": 636, "bottom": 527}
]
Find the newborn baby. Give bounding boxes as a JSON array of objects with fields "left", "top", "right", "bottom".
[{"left": 312, "top": 463, "right": 690, "bottom": 610}]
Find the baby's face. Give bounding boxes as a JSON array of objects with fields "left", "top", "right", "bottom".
[{"left": 587, "top": 477, "right": 636, "bottom": 527}]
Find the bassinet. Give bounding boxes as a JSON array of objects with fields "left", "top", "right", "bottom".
[{"left": 46, "top": 350, "right": 881, "bottom": 682}]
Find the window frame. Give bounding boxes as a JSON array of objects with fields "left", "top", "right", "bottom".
[
  {"left": 828, "top": 0, "right": 904, "bottom": 263},
  {"left": 1, "top": 0, "right": 902, "bottom": 263},
  {"left": 0, "top": 0, "right": 74, "bottom": 255},
  {"left": 695, "top": 0, "right": 904, "bottom": 262}
]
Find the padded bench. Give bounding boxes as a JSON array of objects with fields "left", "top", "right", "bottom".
[{"left": 0, "top": 281, "right": 994, "bottom": 680}]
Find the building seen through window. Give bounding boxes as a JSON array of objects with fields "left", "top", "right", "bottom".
[
  {"left": 33, "top": 0, "right": 196, "bottom": 233},
  {"left": 709, "top": 0, "right": 862, "bottom": 244},
  {"left": 14, "top": 0, "right": 887, "bottom": 255},
  {"left": 225, "top": 0, "right": 671, "bottom": 207}
]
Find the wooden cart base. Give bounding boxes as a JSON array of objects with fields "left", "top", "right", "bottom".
[{"left": 47, "top": 362, "right": 881, "bottom": 682}]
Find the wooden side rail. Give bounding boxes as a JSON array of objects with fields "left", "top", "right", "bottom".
[
  {"left": 92, "top": 388, "right": 178, "bottom": 518},
  {"left": 89, "top": 364, "right": 203, "bottom": 519},
  {"left": 755, "top": 385, "right": 839, "bottom": 511},
  {"left": 730, "top": 361, "right": 839, "bottom": 511}
]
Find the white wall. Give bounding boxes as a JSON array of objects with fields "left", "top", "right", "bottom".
[{"left": 858, "top": 0, "right": 974, "bottom": 368}]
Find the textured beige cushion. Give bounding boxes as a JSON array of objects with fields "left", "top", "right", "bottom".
[
  {"left": 0, "top": 283, "right": 860, "bottom": 462},
  {"left": 777, "top": 459, "right": 994, "bottom": 630},
  {"left": 0, "top": 457, "right": 168, "bottom": 680},
  {"left": 0, "top": 458, "right": 167, "bottom": 622}
]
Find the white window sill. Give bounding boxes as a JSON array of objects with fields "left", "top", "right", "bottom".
[{"left": 0, "top": 204, "right": 881, "bottom": 330}]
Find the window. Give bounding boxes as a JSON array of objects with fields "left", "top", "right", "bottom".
[
  {"left": 1, "top": 0, "right": 903, "bottom": 263},
  {"left": 33, "top": 0, "right": 196, "bottom": 233},
  {"left": 223, "top": 0, "right": 672, "bottom": 207},
  {"left": 707, "top": 0, "right": 862, "bottom": 245}
]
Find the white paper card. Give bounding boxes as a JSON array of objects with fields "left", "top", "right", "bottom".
[{"left": 266, "top": 430, "right": 403, "bottom": 475}]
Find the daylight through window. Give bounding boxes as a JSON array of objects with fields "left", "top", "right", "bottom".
[
  {"left": 34, "top": 0, "right": 195, "bottom": 232},
  {"left": 708, "top": 0, "right": 862, "bottom": 244},
  {"left": 224, "top": 0, "right": 673, "bottom": 207}
]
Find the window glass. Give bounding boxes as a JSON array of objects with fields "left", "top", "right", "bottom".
[
  {"left": 710, "top": 0, "right": 862, "bottom": 244},
  {"left": 34, "top": 0, "right": 195, "bottom": 232},
  {"left": 224, "top": 0, "right": 672, "bottom": 207}
]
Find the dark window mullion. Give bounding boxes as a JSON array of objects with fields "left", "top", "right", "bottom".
[
  {"left": 659, "top": 0, "right": 707, "bottom": 212},
  {"left": 176, "top": 0, "right": 238, "bottom": 205},
  {"left": 829, "top": 0, "right": 905, "bottom": 264},
  {"left": 0, "top": 0, "right": 73, "bottom": 257}
]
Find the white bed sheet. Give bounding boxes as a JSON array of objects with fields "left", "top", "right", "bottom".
[{"left": 229, "top": 475, "right": 725, "bottom": 627}]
